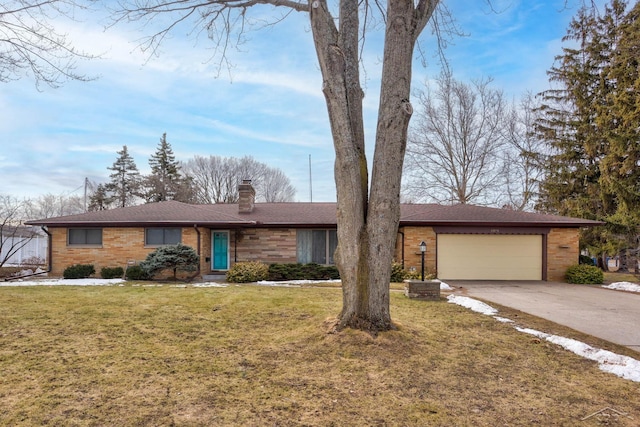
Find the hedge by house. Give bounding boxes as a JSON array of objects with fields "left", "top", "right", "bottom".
[
  {"left": 267, "top": 263, "right": 340, "bottom": 281},
  {"left": 565, "top": 264, "right": 604, "bottom": 284},
  {"left": 226, "top": 262, "right": 269, "bottom": 283},
  {"left": 101, "top": 266, "right": 124, "bottom": 279},
  {"left": 63, "top": 264, "right": 95, "bottom": 279}
]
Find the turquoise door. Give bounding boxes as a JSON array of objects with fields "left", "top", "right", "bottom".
[{"left": 212, "top": 232, "right": 229, "bottom": 270}]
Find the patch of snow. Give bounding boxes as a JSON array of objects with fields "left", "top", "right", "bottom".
[
  {"left": 516, "top": 327, "right": 640, "bottom": 382},
  {"left": 447, "top": 294, "right": 498, "bottom": 316},
  {"left": 192, "top": 283, "right": 228, "bottom": 288},
  {"left": 448, "top": 294, "right": 640, "bottom": 383},
  {"left": 1, "top": 278, "right": 125, "bottom": 287},
  {"left": 603, "top": 282, "right": 640, "bottom": 293},
  {"left": 256, "top": 279, "right": 341, "bottom": 287},
  {"left": 439, "top": 281, "right": 454, "bottom": 291}
]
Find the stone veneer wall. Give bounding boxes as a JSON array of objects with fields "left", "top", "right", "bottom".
[
  {"left": 546, "top": 228, "right": 580, "bottom": 282},
  {"left": 231, "top": 228, "right": 298, "bottom": 265},
  {"left": 49, "top": 227, "right": 199, "bottom": 277}
]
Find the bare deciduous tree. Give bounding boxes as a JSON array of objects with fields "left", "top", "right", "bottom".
[
  {"left": 181, "top": 155, "right": 295, "bottom": 203},
  {"left": 0, "top": 195, "right": 36, "bottom": 268},
  {"left": 112, "top": 0, "right": 441, "bottom": 333},
  {"left": 23, "top": 193, "right": 85, "bottom": 219},
  {"left": 1, "top": 0, "right": 95, "bottom": 88},
  {"left": 502, "top": 93, "right": 546, "bottom": 211},
  {"left": 404, "top": 72, "right": 508, "bottom": 205}
]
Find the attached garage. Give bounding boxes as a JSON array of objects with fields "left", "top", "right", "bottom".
[{"left": 437, "top": 234, "right": 543, "bottom": 280}]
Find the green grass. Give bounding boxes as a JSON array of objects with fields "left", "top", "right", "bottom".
[{"left": 1, "top": 284, "right": 639, "bottom": 426}]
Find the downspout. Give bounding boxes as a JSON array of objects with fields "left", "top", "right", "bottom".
[
  {"left": 398, "top": 231, "right": 405, "bottom": 268},
  {"left": 42, "top": 226, "right": 52, "bottom": 274},
  {"left": 192, "top": 225, "right": 201, "bottom": 280}
]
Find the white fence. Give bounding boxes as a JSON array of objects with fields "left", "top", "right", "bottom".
[{"left": 0, "top": 228, "right": 48, "bottom": 266}]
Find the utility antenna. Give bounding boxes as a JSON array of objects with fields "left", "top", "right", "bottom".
[
  {"left": 84, "top": 177, "right": 89, "bottom": 212},
  {"left": 309, "top": 155, "right": 313, "bottom": 203}
]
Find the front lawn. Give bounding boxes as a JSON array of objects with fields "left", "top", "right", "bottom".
[{"left": 0, "top": 284, "right": 638, "bottom": 426}]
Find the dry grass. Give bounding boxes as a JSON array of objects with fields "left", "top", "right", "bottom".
[
  {"left": 604, "top": 271, "right": 639, "bottom": 284},
  {"left": 1, "top": 284, "right": 639, "bottom": 426}
]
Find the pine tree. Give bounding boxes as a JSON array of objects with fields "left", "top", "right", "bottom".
[
  {"left": 536, "top": 0, "right": 639, "bottom": 269},
  {"left": 87, "top": 184, "right": 114, "bottom": 211},
  {"left": 106, "top": 145, "right": 142, "bottom": 208},
  {"left": 597, "top": 0, "right": 640, "bottom": 271},
  {"left": 145, "top": 133, "right": 193, "bottom": 203}
]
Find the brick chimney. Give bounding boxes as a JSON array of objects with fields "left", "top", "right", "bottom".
[{"left": 238, "top": 179, "right": 255, "bottom": 213}]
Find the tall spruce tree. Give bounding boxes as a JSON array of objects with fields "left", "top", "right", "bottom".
[
  {"left": 536, "top": 0, "right": 635, "bottom": 269},
  {"left": 597, "top": 0, "right": 640, "bottom": 271},
  {"left": 106, "top": 145, "right": 142, "bottom": 208},
  {"left": 145, "top": 133, "right": 192, "bottom": 202}
]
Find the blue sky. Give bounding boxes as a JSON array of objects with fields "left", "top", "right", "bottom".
[{"left": 1, "top": 0, "right": 603, "bottom": 203}]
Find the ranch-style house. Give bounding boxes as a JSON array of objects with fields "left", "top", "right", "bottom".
[{"left": 26, "top": 181, "right": 602, "bottom": 282}]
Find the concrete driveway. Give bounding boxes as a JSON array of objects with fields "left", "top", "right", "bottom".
[{"left": 448, "top": 281, "right": 640, "bottom": 353}]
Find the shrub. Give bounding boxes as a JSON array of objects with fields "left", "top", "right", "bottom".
[
  {"left": 140, "top": 244, "right": 200, "bottom": 280},
  {"left": 565, "top": 264, "right": 604, "bottom": 284},
  {"left": 390, "top": 262, "right": 431, "bottom": 282},
  {"left": 579, "top": 255, "right": 596, "bottom": 266},
  {"left": 125, "top": 265, "right": 151, "bottom": 281},
  {"left": 267, "top": 263, "right": 340, "bottom": 281},
  {"left": 227, "top": 261, "right": 269, "bottom": 283},
  {"left": 101, "top": 266, "right": 124, "bottom": 279},
  {"left": 63, "top": 264, "right": 95, "bottom": 279}
]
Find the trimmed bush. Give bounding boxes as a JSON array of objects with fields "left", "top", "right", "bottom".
[
  {"left": 63, "top": 264, "right": 95, "bottom": 279},
  {"left": 579, "top": 255, "right": 596, "bottom": 266},
  {"left": 390, "top": 262, "right": 430, "bottom": 282},
  {"left": 267, "top": 263, "right": 340, "bottom": 281},
  {"left": 125, "top": 265, "right": 151, "bottom": 281},
  {"left": 227, "top": 261, "right": 269, "bottom": 283},
  {"left": 101, "top": 266, "right": 124, "bottom": 279},
  {"left": 565, "top": 264, "right": 604, "bottom": 284},
  {"left": 140, "top": 244, "right": 200, "bottom": 280}
]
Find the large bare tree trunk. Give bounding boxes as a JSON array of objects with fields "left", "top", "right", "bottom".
[{"left": 310, "top": 0, "right": 437, "bottom": 333}]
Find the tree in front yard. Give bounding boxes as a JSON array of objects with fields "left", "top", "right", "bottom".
[
  {"left": 140, "top": 244, "right": 200, "bottom": 281},
  {"left": 111, "top": 0, "right": 441, "bottom": 333}
]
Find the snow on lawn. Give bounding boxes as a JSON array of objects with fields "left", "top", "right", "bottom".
[
  {"left": 0, "top": 278, "right": 227, "bottom": 287},
  {"left": 0, "top": 278, "right": 126, "bottom": 286},
  {"left": 447, "top": 294, "right": 640, "bottom": 383},
  {"left": 603, "top": 282, "right": 640, "bottom": 293}
]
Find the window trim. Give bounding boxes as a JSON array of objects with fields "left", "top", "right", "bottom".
[
  {"left": 144, "top": 227, "right": 182, "bottom": 247},
  {"left": 67, "top": 228, "right": 103, "bottom": 247}
]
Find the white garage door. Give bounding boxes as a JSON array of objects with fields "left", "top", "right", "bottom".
[{"left": 437, "top": 234, "right": 542, "bottom": 280}]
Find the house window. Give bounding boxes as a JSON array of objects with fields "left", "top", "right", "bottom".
[
  {"left": 68, "top": 228, "right": 102, "bottom": 246},
  {"left": 297, "top": 230, "right": 338, "bottom": 265},
  {"left": 145, "top": 228, "right": 182, "bottom": 246}
]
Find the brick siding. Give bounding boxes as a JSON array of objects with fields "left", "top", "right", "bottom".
[{"left": 547, "top": 228, "right": 580, "bottom": 282}]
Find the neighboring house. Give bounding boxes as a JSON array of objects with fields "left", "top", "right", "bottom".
[
  {"left": 0, "top": 226, "right": 48, "bottom": 266},
  {"left": 26, "top": 181, "right": 601, "bottom": 282}
]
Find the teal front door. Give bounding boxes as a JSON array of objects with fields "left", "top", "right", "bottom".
[{"left": 212, "top": 232, "right": 229, "bottom": 270}]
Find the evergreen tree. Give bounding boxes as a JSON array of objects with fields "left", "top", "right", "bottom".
[
  {"left": 106, "top": 145, "right": 142, "bottom": 208},
  {"left": 536, "top": 0, "right": 637, "bottom": 269},
  {"left": 597, "top": 0, "right": 640, "bottom": 270},
  {"left": 144, "top": 133, "right": 192, "bottom": 202},
  {"left": 87, "top": 184, "right": 114, "bottom": 211}
]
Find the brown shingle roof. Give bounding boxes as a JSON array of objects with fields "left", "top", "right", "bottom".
[{"left": 25, "top": 201, "right": 602, "bottom": 228}]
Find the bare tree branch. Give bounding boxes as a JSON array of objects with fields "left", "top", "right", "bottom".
[{"left": 0, "top": 0, "right": 97, "bottom": 88}]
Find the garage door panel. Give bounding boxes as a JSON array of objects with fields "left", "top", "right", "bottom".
[{"left": 437, "top": 234, "right": 542, "bottom": 280}]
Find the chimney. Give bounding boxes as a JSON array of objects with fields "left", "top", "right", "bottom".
[{"left": 238, "top": 179, "right": 255, "bottom": 213}]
